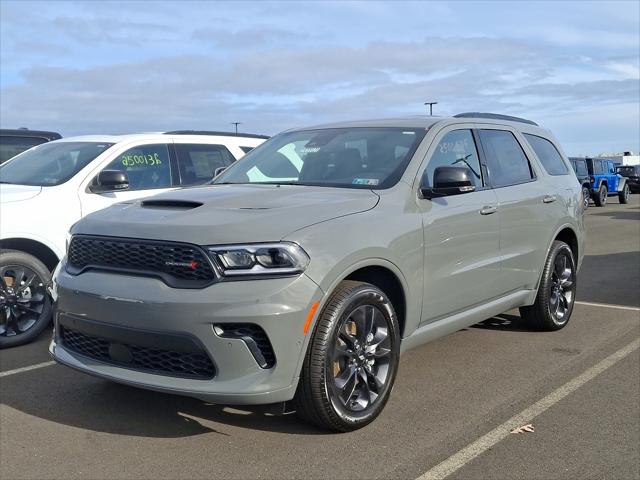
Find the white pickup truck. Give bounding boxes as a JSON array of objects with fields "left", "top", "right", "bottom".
[{"left": 0, "top": 130, "right": 267, "bottom": 347}]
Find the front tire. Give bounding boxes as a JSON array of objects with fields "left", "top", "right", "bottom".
[
  {"left": 0, "top": 250, "right": 53, "bottom": 348},
  {"left": 619, "top": 183, "right": 630, "bottom": 204},
  {"left": 593, "top": 184, "right": 607, "bottom": 207},
  {"left": 581, "top": 186, "right": 590, "bottom": 209},
  {"left": 294, "top": 280, "right": 400, "bottom": 431},
  {"left": 520, "top": 241, "right": 576, "bottom": 331}
]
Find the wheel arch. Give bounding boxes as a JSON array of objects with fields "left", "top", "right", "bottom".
[
  {"left": 344, "top": 265, "right": 407, "bottom": 338},
  {"left": 0, "top": 237, "right": 60, "bottom": 272},
  {"left": 533, "top": 225, "right": 579, "bottom": 292}
]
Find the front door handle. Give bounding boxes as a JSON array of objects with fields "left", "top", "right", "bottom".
[
  {"left": 543, "top": 195, "right": 557, "bottom": 204},
  {"left": 480, "top": 205, "right": 498, "bottom": 215}
]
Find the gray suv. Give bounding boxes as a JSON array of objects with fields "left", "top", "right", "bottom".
[{"left": 50, "top": 113, "right": 585, "bottom": 431}]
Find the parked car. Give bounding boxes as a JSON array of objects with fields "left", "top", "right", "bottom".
[
  {"left": 0, "top": 128, "right": 62, "bottom": 164},
  {"left": 51, "top": 113, "right": 585, "bottom": 431},
  {"left": 616, "top": 165, "right": 640, "bottom": 193},
  {"left": 569, "top": 157, "right": 592, "bottom": 208},
  {"left": 0, "top": 131, "right": 267, "bottom": 347},
  {"left": 585, "top": 158, "right": 630, "bottom": 206}
]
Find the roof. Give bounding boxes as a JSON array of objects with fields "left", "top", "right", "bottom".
[
  {"left": 53, "top": 131, "right": 267, "bottom": 144},
  {"left": 290, "top": 113, "right": 546, "bottom": 132},
  {"left": 0, "top": 128, "right": 62, "bottom": 140}
]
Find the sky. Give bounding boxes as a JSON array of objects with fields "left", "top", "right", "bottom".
[{"left": 0, "top": 0, "right": 638, "bottom": 156}]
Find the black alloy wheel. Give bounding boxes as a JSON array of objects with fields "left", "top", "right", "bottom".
[
  {"left": 0, "top": 250, "right": 53, "bottom": 348},
  {"left": 520, "top": 240, "right": 576, "bottom": 331},
  {"left": 294, "top": 280, "right": 400, "bottom": 431},
  {"left": 619, "top": 183, "right": 630, "bottom": 204}
]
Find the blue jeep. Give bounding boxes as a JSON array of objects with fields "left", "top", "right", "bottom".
[{"left": 586, "top": 158, "right": 630, "bottom": 206}]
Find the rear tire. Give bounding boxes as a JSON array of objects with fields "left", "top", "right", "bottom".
[
  {"left": 293, "top": 280, "right": 400, "bottom": 432},
  {"left": 0, "top": 250, "right": 53, "bottom": 348},
  {"left": 619, "top": 183, "right": 630, "bottom": 204},
  {"left": 593, "top": 184, "right": 607, "bottom": 207},
  {"left": 520, "top": 241, "right": 576, "bottom": 331}
]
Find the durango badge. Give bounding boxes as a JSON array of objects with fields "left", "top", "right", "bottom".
[{"left": 165, "top": 260, "right": 198, "bottom": 269}]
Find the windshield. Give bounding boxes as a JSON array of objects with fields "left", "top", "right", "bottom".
[
  {"left": 616, "top": 166, "right": 637, "bottom": 176},
  {"left": 215, "top": 127, "right": 426, "bottom": 189},
  {"left": 0, "top": 142, "right": 114, "bottom": 186},
  {"left": 0, "top": 136, "right": 49, "bottom": 164}
]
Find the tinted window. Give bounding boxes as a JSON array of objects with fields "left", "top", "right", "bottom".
[
  {"left": 574, "top": 160, "right": 588, "bottom": 176},
  {"left": 523, "top": 134, "right": 568, "bottom": 175},
  {"left": 594, "top": 160, "right": 605, "bottom": 174},
  {"left": 216, "top": 127, "right": 425, "bottom": 189},
  {"left": 240, "top": 146, "right": 254, "bottom": 154},
  {"left": 423, "top": 129, "right": 483, "bottom": 187},
  {"left": 479, "top": 130, "right": 533, "bottom": 187},
  {"left": 0, "top": 142, "right": 113, "bottom": 186},
  {"left": 0, "top": 136, "right": 48, "bottom": 163},
  {"left": 617, "top": 166, "right": 638, "bottom": 176},
  {"left": 175, "top": 144, "right": 236, "bottom": 185},
  {"left": 103, "top": 144, "right": 171, "bottom": 191}
]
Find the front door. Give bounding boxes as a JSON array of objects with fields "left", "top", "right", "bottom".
[
  {"left": 80, "top": 143, "right": 176, "bottom": 217},
  {"left": 418, "top": 128, "right": 502, "bottom": 324}
]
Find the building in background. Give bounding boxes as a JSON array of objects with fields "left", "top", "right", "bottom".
[{"left": 596, "top": 151, "right": 640, "bottom": 166}]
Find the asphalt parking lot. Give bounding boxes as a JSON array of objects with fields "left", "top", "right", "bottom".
[{"left": 1, "top": 196, "right": 638, "bottom": 480}]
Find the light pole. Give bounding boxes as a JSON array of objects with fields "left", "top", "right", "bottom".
[
  {"left": 424, "top": 102, "right": 437, "bottom": 116},
  {"left": 230, "top": 122, "right": 242, "bottom": 133}
]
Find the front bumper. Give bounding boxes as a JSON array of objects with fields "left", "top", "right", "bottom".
[{"left": 50, "top": 264, "right": 323, "bottom": 405}]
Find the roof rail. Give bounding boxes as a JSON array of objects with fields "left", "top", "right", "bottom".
[
  {"left": 453, "top": 112, "right": 538, "bottom": 126},
  {"left": 163, "top": 130, "right": 270, "bottom": 139}
]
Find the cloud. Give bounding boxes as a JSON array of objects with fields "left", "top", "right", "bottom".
[{"left": 1, "top": 1, "right": 638, "bottom": 155}]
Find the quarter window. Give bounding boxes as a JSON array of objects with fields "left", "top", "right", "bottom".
[
  {"left": 175, "top": 144, "right": 236, "bottom": 185},
  {"left": 523, "top": 134, "right": 568, "bottom": 176},
  {"left": 423, "top": 130, "right": 483, "bottom": 187},
  {"left": 103, "top": 144, "right": 172, "bottom": 191},
  {"left": 479, "top": 130, "right": 533, "bottom": 187}
]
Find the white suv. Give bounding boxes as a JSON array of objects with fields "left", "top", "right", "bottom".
[{"left": 0, "top": 130, "right": 267, "bottom": 347}]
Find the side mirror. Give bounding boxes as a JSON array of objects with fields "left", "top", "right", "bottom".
[
  {"left": 90, "top": 170, "right": 129, "bottom": 193},
  {"left": 420, "top": 166, "right": 476, "bottom": 199},
  {"left": 214, "top": 166, "right": 227, "bottom": 177}
]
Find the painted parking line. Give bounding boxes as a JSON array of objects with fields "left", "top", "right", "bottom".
[
  {"left": 0, "top": 360, "right": 56, "bottom": 378},
  {"left": 575, "top": 301, "right": 640, "bottom": 312},
  {"left": 417, "top": 337, "right": 640, "bottom": 480}
]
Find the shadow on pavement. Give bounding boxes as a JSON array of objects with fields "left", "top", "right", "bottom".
[
  {"left": 0, "top": 370, "right": 327, "bottom": 437},
  {"left": 578, "top": 251, "right": 640, "bottom": 307},
  {"left": 590, "top": 208, "right": 640, "bottom": 221},
  {"left": 472, "top": 313, "right": 535, "bottom": 332}
]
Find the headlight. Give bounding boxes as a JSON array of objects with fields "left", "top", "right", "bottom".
[{"left": 207, "top": 242, "right": 310, "bottom": 278}]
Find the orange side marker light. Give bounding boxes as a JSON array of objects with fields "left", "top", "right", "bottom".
[{"left": 303, "top": 301, "right": 320, "bottom": 335}]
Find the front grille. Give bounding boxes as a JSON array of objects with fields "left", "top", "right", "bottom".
[
  {"left": 215, "top": 323, "right": 276, "bottom": 368},
  {"left": 67, "top": 235, "right": 216, "bottom": 288},
  {"left": 60, "top": 326, "right": 215, "bottom": 379}
]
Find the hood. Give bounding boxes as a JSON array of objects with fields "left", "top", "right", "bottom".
[
  {"left": 0, "top": 184, "right": 42, "bottom": 203},
  {"left": 74, "top": 184, "right": 379, "bottom": 245}
]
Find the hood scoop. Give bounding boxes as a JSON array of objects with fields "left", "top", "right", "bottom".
[{"left": 141, "top": 199, "right": 203, "bottom": 210}]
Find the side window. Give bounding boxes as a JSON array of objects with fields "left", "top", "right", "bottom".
[
  {"left": 240, "top": 146, "right": 254, "bottom": 154},
  {"left": 479, "top": 130, "right": 533, "bottom": 187},
  {"left": 576, "top": 161, "right": 588, "bottom": 176},
  {"left": 523, "top": 134, "right": 568, "bottom": 175},
  {"left": 103, "top": 144, "right": 171, "bottom": 191},
  {"left": 423, "top": 129, "right": 483, "bottom": 187},
  {"left": 175, "top": 143, "right": 236, "bottom": 185},
  {"left": 594, "top": 160, "right": 604, "bottom": 174}
]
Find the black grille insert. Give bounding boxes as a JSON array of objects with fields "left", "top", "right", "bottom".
[
  {"left": 214, "top": 323, "right": 276, "bottom": 368},
  {"left": 60, "top": 326, "right": 215, "bottom": 379},
  {"left": 67, "top": 235, "right": 216, "bottom": 288}
]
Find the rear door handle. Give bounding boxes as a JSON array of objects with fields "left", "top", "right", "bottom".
[
  {"left": 543, "top": 195, "right": 557, "bottom": 204},
  {"left": 480, "top": 205, "right": 498, "bottom": 215}
]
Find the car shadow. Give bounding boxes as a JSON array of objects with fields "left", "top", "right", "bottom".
[
  {"left": 590, "top": 208, "right": 640, "bottom": 221},
  {"left": 577, "top": 251, "right": 640, "bottom": 307},
  {"left": 1, "top": 370, "right": 328, "bottom": 438},
  {"left": 471, "top": 313, "right": 535, "bottom": 332}
]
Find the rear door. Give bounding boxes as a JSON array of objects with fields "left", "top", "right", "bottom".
[
  {"left": 477, "top": 127, "right": 556, "bottom": 292},
  {"left": 173, "top": 143, "right": 237, "bottom": 186}
]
